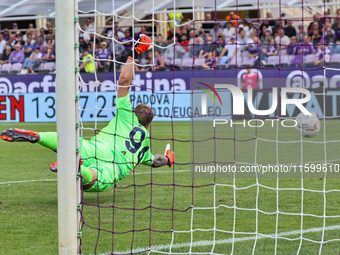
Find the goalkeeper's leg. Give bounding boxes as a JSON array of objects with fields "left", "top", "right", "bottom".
[{"left": 1, "top": 128, "right": 57, "bottom": 151}]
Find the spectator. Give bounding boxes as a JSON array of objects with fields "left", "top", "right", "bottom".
[
  {"left": 225, "top": 12, "right": 239, "bottom": 27},
  {"left": 260, "top": 38, "right": 277, "bottom": 62},
  {"left": 12, "top": 23, "right": 19, "bottom": 35},
  {"left": 39, "top": 28, "right": 46, "bottom": 41},
  {"left": 281, "top": 13, "right": 287, "bottom": 26},
  {"left": 209, "top": 23, "right": 222, "bottom": 41},
  {"left": 0, "top": 33, "right": 6, "bottom": 52},
  {"left": 167, "top": 27, "right": 181, "bottom": 44},
  {"left": 308, "top": 21, "right": 321, "bottom": 37},
  {"left": 179, "top": 33, "right": 189, "bottom": 52},
  {"left": 85, "top": 18, "right": 95, "bottom": 33},
  {"left": 275, "top": 29, "right": 290, "bottom": 49},
  {"left": 287, "top": 36, "right": 299, "bottom": 56},
  {"left": 311, "top": 28, "right": 322, "bottom": 45},
  {"left": 247, "top": 37, "right": 261, "bottom": 64},
  {"left": 164, "top": 37, "right": 186, "bottom": 61},
  {"left": 44, "top": 45, "right": 56, "bottom": 62},
  {"left": 296, "top": 25, "right": 305, "bottom": 43},
  {"left": 23, "top": 37, "right": 34, "bottom": 58},
  {"left": 314, "top": 39, "right": 330, "bottom": 66},
  {"left": 202, "top": 50, "right": 215, "bottom": 69},
  {"left": 260, "top": 21, "right": 272, "bottom": 35},
  {"left": 218, "top": 36, "right": 240, "bottom": 64},
  {"left": 189, "top": 30, "right": 204, "bottom": 45},
  {"left": 245, "top": 21, "right": 254, "bottom": 37},
  {"left": 284, "top": 21, "right": 297, "bottom": 38},
  {"left": 155, "top": 34, "right": 168, "bottom": 54},
  {"left": 335, "top": 22, "right": 340, "bottom": 42},
  {"left": 216, "top": 36, "right": 226, "bottom": 58},
  {"left": 204, "top": 35, "right": 215, "bottom": 53},
  {"left": 287, "top": 36, "right": 304, "bottom": 66},
  {"left": 222, "top": 22, "right": 236, "bottom": 42},
  {"left": 259, "top": 24, "right": 268, "bottom": 39},
  {"left": 103, "top": 20, "right": 113, "bottom": 35},
  {"left": 272, "top": 19, "right": 282, "bottom": 37},
  {"left": 28, "top": 23, "right": 34, "bottom": 30},
  {"left": 298, "top": 35, "right": 315, "bottom": 55},
  {"left": 96, "top": 41, "right": 111, "bottom": 72},
  {"left": 135, "top": 26, "right": 148, "bottom": 41},
  {"left": 180, "top": 26, "right": 190, "bottom": 40},
  {"left": 241, "top": 66, "right": 261, "bottom": 89},
  {"left": 78, "top": 35, "right": 88, "bottom": 58},
  {"left": 9, "top": 33, "right": 18, "bottom": 49},
  {"left": 147, "top": 50, "right": 165, "bottom": 71},
  {"left": 237, "top": 30, "right": 248, "bottom": 52},
  {"left": 35, "top": 37, "right": 45, "bottom": 53},
  {"left": 110, "top": 34, "right": 126, "bottom": 63},
  {"left": 9, "top": 44, "right": 24, "bottom": 64},
  {"left": 45, "top": 21, "right": 52, "bottom": 34},
  {"left": 190, "top": 36, "right": 204, "bottom": 58},
  {"left": 108, "top": 23, "right": 124, "bottom": 40},
  {"left": 16, "top": 33, "right": 24, "bottom": 47},
  {"left": 332, "top": 9, "right": 340, "bottom": 31},
  {"left": 120, "top": 30, "right": 133, "bottom": 54},
  {"left": 48, "top": 27, "right": 55, "bottom": 41},
  {"left": 308, "top": 14, "right": 322, "bottom": 32},
  {"left": 324, "top": 26, "right": 339, "bottom": 55},
  {"left": 0, "top": 46, "right": 11, "bottom": 64},
  {"left": 201, "top": 13, "right": 214, "bottom": 37},
  {"left": 168, "top": 8, "right": 184, "bottom": 29},
  {"left": 2, "top": 28, "right": 10, "bottom": 41},
  {"left": 44, "top": 34, "right": 55, "bottom": 46},
  {"left": 23, "top": 29, "right": 32, "bottom": 42},
  {"left": 245, "top": 31, "right": 255, "bottom": 52},
  {"left": 260, "top": 29, "right": 273, "bottom": 45},
  {"left": 267, "top": 12, "right": 276, "bottom": 27},
  {"left": 79, "top": 48, "right": 95, "bottom": 73},
  {"left": 20, "top": 46, "right": 44, "bottom": 74}
]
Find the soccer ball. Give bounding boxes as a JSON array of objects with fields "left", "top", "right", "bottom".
[{"left": 294, "top": 112, "right": 321, "bottom": 138}]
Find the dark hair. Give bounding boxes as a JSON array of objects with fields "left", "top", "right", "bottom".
[
  {"left": 134, "top": 104, "right": 154, "bottom": 127},
  {"left": 217, "top": 36, "right": 223, "bottom": 40}
]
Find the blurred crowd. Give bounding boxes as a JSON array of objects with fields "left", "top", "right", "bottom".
[
  {"left": 2, "top": 10, "right": 340, "bottom": 74},
  {"left": 0, "top": 21, "right": 55, "bottom": 74}
]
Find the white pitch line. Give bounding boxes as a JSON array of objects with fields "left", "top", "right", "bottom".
[
  {"left": 0, "top": 179, "right": 57, "bottom": 185},
  {"left": 0, "top": 170, "right": 191, "bottom": 185},
  {"left": 97, "top": 225, "right": 340, "bottom": 255}
]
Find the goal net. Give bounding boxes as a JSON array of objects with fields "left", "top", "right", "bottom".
[{"left": 72, "top": 0, "right": 340, "bottom": 254}]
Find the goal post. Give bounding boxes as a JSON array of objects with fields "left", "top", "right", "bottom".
[{"left": 55, "top": 0, "right": 80, "bottom": 254}]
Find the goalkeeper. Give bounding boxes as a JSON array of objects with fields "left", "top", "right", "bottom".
[{"left": 1, "top": 34, "right": 175, "bottom": 192}]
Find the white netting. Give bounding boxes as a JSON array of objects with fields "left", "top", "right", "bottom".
[{"left": 75, "top": 1, "right": 340, "bottom": 254}]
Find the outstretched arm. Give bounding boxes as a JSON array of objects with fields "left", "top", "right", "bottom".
[{"left": 117, "top": 56, "right": 134, "bottom": 98}]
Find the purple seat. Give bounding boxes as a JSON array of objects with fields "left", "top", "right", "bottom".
[
  {"left": 183, "top": 52, "right": 190, "bottom": 59},
  {"left": 265, "top": 56, "right": 279, "bottom": 67},
  {"left": 33, "top": 62, "right": 44, "bottom": 72},
  {"left": 304, "top": 54, "right": 315, "bottom": 67},
  {"left": 330, "top": 54, "right": 340, "bottom": 65},
  {"left": 165, "top": 58, "right": 182, "bottom": 68},
  {"left": 241, "top": 57, "right": 255, "bottom": 67},
  {"left": 181, "top": 58, "right": 194, "bottom": 67},
  {"left": 228, "top": 56, "right": 242, "bottom": 67},
  {"left": 43, "top": 62, "right": 56, "bottom": 72},
  {"left": 279, "top": 55, "right": 291, "bottom": 67},
  {"left": 1, "top": 63, "right": 11, "bottom": 73},
  {"left": 241, "top": 51, "right": 249, "bottom": 58},
  {"left": 194, "top": 58, "right": 205, "bottom": 67}
]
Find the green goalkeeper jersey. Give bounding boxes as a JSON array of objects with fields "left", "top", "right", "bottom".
[{"left": 85, "top": 94, "right": 154, "bottom": 183}]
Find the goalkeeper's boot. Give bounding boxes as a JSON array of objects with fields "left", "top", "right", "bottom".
[
  {"left": 133, "top": 34, "right": 153, "bottom": 55},
  {"left": 1, "top": 128, "right": 40, "bottom": 143},
  {"left": 50, "top": 158, "right": 84, "bottom": 173}
]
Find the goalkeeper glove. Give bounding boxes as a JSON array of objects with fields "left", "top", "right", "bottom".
[{"left": 164, "top": 143, "right": 175, "bottom": 167}]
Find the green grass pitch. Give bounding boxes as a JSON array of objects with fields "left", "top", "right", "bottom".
[{"left": 0, "top": 121, "right": 340, "bottom": 255}]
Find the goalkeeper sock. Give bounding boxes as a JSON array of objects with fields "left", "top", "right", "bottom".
[
  {"left": 80, "top": 165, "right": 93, "bottom": 185},
  {"left": 37, "top": 132, "right": 58, "bottom": 151}
]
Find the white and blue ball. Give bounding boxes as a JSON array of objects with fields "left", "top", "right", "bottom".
[{"left": 294, "top": 112, "right": 321, "bottom": 138}]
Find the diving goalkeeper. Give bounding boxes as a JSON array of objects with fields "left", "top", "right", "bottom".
[{"left": 1, "top": 34, "right": 175, "bottom": 192}]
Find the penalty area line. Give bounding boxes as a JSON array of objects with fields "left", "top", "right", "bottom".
[{"left": 98, "top": 224, "right": 340, "bottom": 255}]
